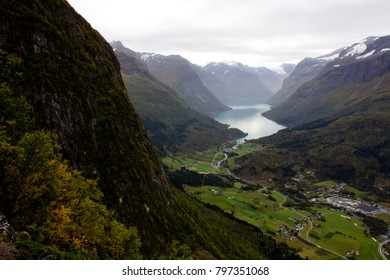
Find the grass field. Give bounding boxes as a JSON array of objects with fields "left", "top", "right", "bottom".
[
  {"left": 185, "top": 184, "right": 382, "bottom": 260},
  {"left": 165, "top": 143, "right": 384, "bottom": 260},
  {"left": 162, "top": 154, "right": 223, "bottom": 174}
]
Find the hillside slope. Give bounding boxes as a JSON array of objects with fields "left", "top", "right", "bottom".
[{"left": 0, "top": 0, "right": 177, "bottom": 255}]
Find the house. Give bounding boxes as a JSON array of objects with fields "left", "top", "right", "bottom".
[{"left": 211, "top": 189, "right": 221, "bottom": 196}]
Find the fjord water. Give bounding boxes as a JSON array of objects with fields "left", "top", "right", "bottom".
[{"left": 214, "top": 104, "right": 285, "bottom": 140}]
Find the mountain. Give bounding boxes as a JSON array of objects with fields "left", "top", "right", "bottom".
[
  {"left": 264, "top": 36, "right": 390, "bottom": 127},
  {"left": 268, "top": 49, "right": 343, "bottom": 106},
  {"left": 280, "top": 63, "right": 296, "bottom": 75},
  {"left": 253, "top": 66, "right": 290, "bottom": 93},
  {"left": 191, "top": 63, "right": 235, "bottom": 105},
  {"left": 111, "top": 41, "right": 245, "bottom": 154},
  {"left": 194, "top": 63, "right": 289, "bottom": 104},
  {"left": 236, "top": 36, "right": 390, "bottom": 196},
  {"left": 140, "top": 52, "right": 230, "bottom": 116},
  {"left": 0, "top": 0, "right": 177, "bottom": 257},
  {"left": 0, "top": 0, "right": 300, "bottom": 260},
  {"left": 203, "top": 62, "right": 274, "bottom": 105}
]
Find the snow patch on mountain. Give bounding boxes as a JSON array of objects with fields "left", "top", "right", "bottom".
[
  {"left": 345, "top": 42, "right": 367, "bottom": 57},
  {"left": 140, "top": 52, "right": 160, "bottom": 61},
  {"left": 318, "top": 53, "right": 340, "bottom": 61},
  {"left": 356, "top": 50, "right": 375, "bottom": 60}
]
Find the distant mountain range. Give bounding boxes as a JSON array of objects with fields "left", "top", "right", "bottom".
[
  {"left": 111, "top": 41, "right": 245, "bottom": 154},
  {"left": 137, "top": 51, "right": 293, "bottom": 108},
  {"left": 201, "top": 62, "right": 286, "bottom": 105},
  {"left": 140, "top": 52, "right": 229, "bottom": 116}
]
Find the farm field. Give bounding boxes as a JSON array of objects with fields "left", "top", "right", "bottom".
[
  {"left": 185, "top": 185, "right": 382, "bottom": 260},
  {"left": 162, "top": 154, "right": 223, "bottom": 174},
  {"left": 164, "top": 142, "right": 387, "bottom": 260}
]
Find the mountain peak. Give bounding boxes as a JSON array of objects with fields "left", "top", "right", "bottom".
[{"left": 110, "top": 40, "right": 125, "bottom": 50}]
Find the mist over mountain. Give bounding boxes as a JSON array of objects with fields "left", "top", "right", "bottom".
[
  {"left": 203, "top": 62, "right": 274, "bottom": 105},
  {"left": 253, "top": 66, "right": 290, "bottom": 93}
]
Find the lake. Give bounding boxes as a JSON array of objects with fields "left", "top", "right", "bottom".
[{"left": 214, "top": 104, "right": 285, "bottom": 140}]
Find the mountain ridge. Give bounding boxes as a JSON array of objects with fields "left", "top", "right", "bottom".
[{"left": 264, "top": 35, "right": 390, "bottom": 127}]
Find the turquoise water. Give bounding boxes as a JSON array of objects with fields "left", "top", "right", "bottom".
[{"left": 214, "top": 104, "right": 285, "bottom": 140}]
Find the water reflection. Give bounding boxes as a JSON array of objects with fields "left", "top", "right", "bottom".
[{"left": 214, "top": 104, "right": 285, "bottom": 140}]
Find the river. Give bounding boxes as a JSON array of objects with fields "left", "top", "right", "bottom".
[{"left": 214, "top": 103, "right": 285, "bottom": 140}]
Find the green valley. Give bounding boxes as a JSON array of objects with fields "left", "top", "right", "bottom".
[{"left": 164, "top": 140, "right": 388, "bottom": 260}]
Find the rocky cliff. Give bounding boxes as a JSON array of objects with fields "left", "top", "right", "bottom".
[{"left": 0, "top": 0, "right": 175, "bottom": 254}]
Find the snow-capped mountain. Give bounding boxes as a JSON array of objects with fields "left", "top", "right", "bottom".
[
  {"left": 269, "top": 36, "right": 390, "bottom": 106},
  {"left": 263, "top": 35, "right": 390, "bottom": 127}
]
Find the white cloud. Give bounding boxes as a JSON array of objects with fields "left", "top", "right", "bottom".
[{"left": 67, "top": 0, "right": 390, "bottom": 67}]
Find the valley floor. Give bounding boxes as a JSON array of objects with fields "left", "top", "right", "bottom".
[{"left": 164, "top": 142, "right": 390, "bottom": 260}]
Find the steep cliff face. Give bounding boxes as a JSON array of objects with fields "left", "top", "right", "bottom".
[{"left": 0, "top": 0, "right": 174, "bottom": 253}]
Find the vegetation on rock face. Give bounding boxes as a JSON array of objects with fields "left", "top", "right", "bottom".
[
  {"left": 0, "top": 50, "right": 141, "bottom": 259},
  {"left": 0, "top": 0, "right": 178, "bottom": 256}
]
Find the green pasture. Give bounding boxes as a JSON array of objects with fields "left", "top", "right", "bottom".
[
  {"left": 308, "top": 208, "right": 381, "bottom": 259},
  {"left": 185, "top": 185, "right": 382, "bottom": 260},
  {"left": 162, "top": 156, "right": 197, "bottom": 170},
  {"left": 162, "top": 154, "right": 222, "bottom": 174},
  {"left": 190, "top": 162, "right": 222, "bottom": 174}
]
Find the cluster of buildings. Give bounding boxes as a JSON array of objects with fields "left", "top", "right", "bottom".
[{"left": 326, "top": 196, "right": 385, "bottom": 215}]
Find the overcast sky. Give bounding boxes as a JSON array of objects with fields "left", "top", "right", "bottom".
[{"left": 67, "top": 0, "right": 390, "bottom": 68}]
